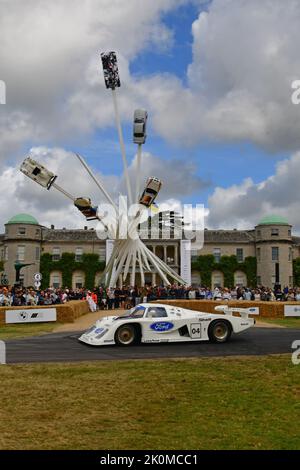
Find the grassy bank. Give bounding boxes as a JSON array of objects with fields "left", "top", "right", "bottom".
[
  {"left": 259, "top": 318, "right": 300, "bottom": 329},
  {"left": 0, "top": 323, "right": 57, "bottom": 340},
  {"left": 0, "top": 355, "right": 299, "bottom": 450}
]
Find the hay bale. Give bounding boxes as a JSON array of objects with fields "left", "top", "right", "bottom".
[{"left": 153, "top": 299, "right": 298, "bottom": 318}]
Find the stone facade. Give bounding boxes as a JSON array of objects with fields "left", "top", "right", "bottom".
[{"left": 0, "top": 213, "right": 299, "bottom": 288}]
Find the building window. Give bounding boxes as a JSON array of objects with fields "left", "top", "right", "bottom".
[
  {"left": 213, "top": 248, "right": 221, "bottom": 263},
  {"left": 272, "top": 247, "right": 279, "bottom": 261},
  {"left": 36, "top": 229, "right": 40, "bottom": 236},
  {"left": 271, "top": 228, "right": 279, "bottom": 236},
  {"left": 75, "top": 247, "right": 83, "bottom": 262},
  {"left": 99, "top": 247, "right": 106, "bottom": 262},
  {"left": 236, "top": 248, "right": 244, "bottom": 263},
  {"left": 257, "top": 247, "right": 261, "bottom": 261},
  {"left": 17, "top": 245, "right": 25, "bottom": 261},
  {"left": 288, "top": 229, "right": 291, "bottom": 237},
  {"left": 74, "top": 275, "right": 84, "bottom": 288},
  {"left": 36, "top": 247, "right": 40, "bottom": 261},
  {"left": 257, "top": 230, "right": 261, "bottom": 237},
  {"left": 52, "top": 247, "right": 61, "bottom": 261},
  {"left": 18, "top": 227, "right": 26, "bottom": 235},
  {"left": 289, "top": 247, "right": 293, "bottom": 262},
  {"left": 52, "top": 276, "right": 61, "bottom": 288}
]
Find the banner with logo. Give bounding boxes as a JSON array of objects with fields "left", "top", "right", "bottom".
[
  {"left": 284, "top": 305, "right": 300, "bottom": 317},
  {"left": 180, "top": 240, "right": 191, "bottom": 286},
  {"left": 106, "top": 240, "right": 114, "bottom": 265},
  {"left": 5, "top": 308, "right": 57, "bottom": 324}
]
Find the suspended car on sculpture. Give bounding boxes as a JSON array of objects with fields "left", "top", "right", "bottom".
[
  {"left": 101, "top": 51, "right": 121, "bottom": 89},
  {"left": 74, "top": 197, "right": 98, "bottom": 220},
  {"left": 133, "top": 109, "right": 148, "bottom": 144},
  {"left": 139, "top": 177, "right": 162, "bottom": 207},
  {"left": 20, "top": 157, "right": 57, "bottom": 189}
]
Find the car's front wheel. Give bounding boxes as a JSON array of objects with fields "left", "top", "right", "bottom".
[
  {"left": 208, "top": 320, "right": 232, "bottom": 343},
  {"left": 115, "top": 324, "right": 139, "bottom": 346}
]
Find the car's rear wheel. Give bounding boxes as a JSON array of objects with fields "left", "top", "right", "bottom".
[
  {"left": 115, "top": 324, "right": 138, "bottom": 346},
  {"left": 208, "top": 320, "right": 232, "bottom": 343}
]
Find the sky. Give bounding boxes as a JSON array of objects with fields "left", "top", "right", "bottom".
[{"left": 0, "top": 0, "right": 300, "bottom": 232}]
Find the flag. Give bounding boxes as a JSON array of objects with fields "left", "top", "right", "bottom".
[{"left": 150, "top": 202, "right": 159, "bottom": 214}]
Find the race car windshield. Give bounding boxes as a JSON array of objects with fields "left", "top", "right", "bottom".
[
  {"left": 146, "top": 188, "right": 156, "bottom": 195},
  {"left": 128, "top": 306, "right": 146, "bottom": 318}
]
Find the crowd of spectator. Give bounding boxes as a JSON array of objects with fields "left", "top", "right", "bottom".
[{"left": 1, "top": 284, "right": 300, "bottom": 309}]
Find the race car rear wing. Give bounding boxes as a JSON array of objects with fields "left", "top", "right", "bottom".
[{"left": 215, "top": 305, "right": 259, "bottom": 318}]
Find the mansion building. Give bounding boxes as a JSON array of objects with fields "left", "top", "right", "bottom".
[{"left": 1, "top": 213, "right": 300, "bottom": 289}]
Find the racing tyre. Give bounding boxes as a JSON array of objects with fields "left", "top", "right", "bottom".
[
  {"left": 208, "top": 320, "right": 232, "bottom": 343},
  {"left": 115, "top": 324, "right": 138, "bottom": 346}
]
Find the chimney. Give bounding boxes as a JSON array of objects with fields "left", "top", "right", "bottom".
[
  {"left": 51, "top": 224, "right": 55, "bottom": 230},
  {"left": 84, "top": 226, "right": 88, "bottom": 230}
]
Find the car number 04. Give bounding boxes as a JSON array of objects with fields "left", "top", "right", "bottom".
[{"left": 190, "top": 323, "right": 202, "bottom": 339}]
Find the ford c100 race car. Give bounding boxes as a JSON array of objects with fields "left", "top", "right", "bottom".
[{"left": 78, "top": 303, "right": 259, "bottom": 347}]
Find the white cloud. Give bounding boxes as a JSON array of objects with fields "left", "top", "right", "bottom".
[
  {"left": 2, "top": 0, "right": 300, "bottom": 161},
  {"left": 127, "top": 151, "right": 208, "bottom": 199},
  {"left": 0, "top": 0, "right": 186, "bottom": 165},
  {"left": 138, "top": 0, "right": 300, "bottom": 151},
  {"left": 207, "top": 151, "right": 300, "bottom": 232},
  {"left": 0, "top": 145, "right": 205, "bottom": 230}
]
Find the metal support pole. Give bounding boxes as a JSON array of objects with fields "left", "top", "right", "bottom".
[
  {"left": 111, "top": 89, "right": 133, "bottom": 205},
  {"left": 136, "top": 143, "right": 142, "bottom": 202},
  {"left": 75, "top": 153, "right": 117, "bottom": 211}
]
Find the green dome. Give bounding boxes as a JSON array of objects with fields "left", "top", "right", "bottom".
[
  {"left": 258, "top": 215, "right": 289, "bottom": 226},
  {"left": 7, "top": 213, "right": 39, "bottom": 225}
]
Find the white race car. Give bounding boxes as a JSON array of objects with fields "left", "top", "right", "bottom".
[{"left": 78, "top": 303, "right": 258, "bottom": 347}]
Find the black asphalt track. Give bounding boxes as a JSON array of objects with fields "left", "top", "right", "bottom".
[{"left": 3, "top": 327, "right": 300, "bottom": 363}]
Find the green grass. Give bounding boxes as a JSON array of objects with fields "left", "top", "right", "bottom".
[
  {"left": 0, "top": 356, "right": 299, "bottom": 450},
  {"left": 0, "top": 323, "right": 57, "bottom": 340},
  {"left": 259, "top": 318, "right": 300, "bottom": 329}
]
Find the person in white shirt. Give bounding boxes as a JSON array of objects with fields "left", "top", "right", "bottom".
[
  {"left": 188, "top": 289, "right": 196, "bottom": 299},
  {"left": 222, "top": 288, "right": 231, "bottom": 301}
]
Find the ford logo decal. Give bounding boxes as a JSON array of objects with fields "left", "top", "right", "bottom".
[
  {"left": 95, "top": 328, "right": 104, "bottom": 334},
  {"left": 150, "top": 322, "right": 174, "bottom": 332}
]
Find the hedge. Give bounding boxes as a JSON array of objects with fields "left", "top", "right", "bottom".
[
  {"left": 191, "top": 255, "right": 257, "bottom": 288},
  {"left": 40, "top": 253, "right": 106, "bottom": 289}
]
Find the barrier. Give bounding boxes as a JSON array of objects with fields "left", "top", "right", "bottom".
[
  {"left": 153, "top": 299, "right": 300, "bottom": 318},
  {"left": 0, "top": 300, "right": 90, "bottom": 325}
]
